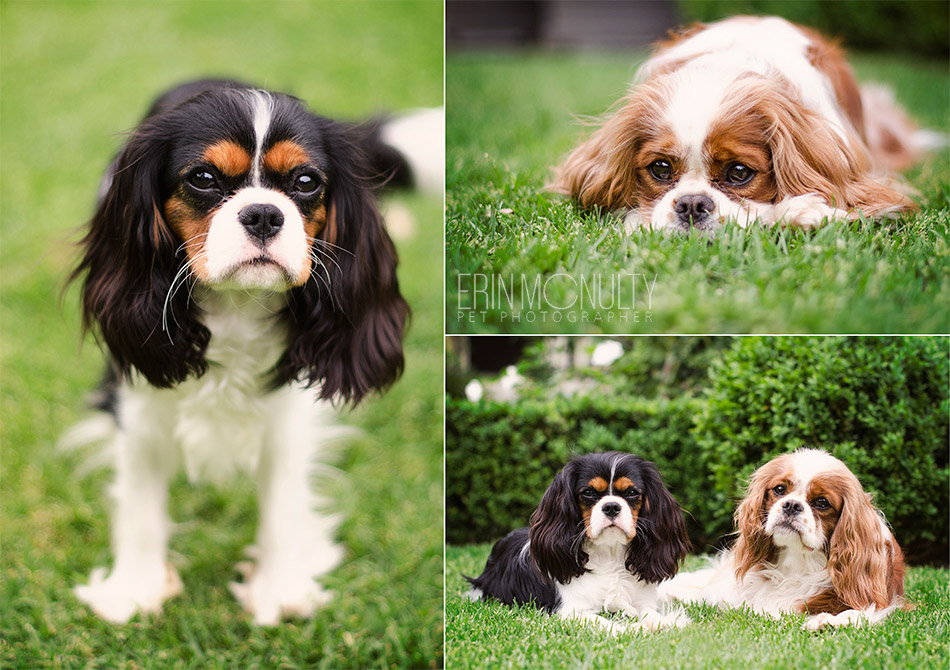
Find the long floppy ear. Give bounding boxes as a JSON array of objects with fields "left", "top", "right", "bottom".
[
  {"left": 828, "top": 484, "right": 898, "bottom": 609},
  {"left": 625, "top": 459, "right": 690, "bottom": 583},
  {"left": 529, "top": 462, "right": 586, "bottom": 583},
  {"left": 279, "top": 118, "right": 409, "bottom": 404},
  {"left": 551, "top": 85, "right": 662, "bottom": 212},
  {"left": 69, "top": 120, "right": 210, "bottom": 387},
  {"left": 732, "top": 462, "right": 778, "bottom": 580},
  {"left": 742, "top": 77, "right": 916, "bottom": 219}
]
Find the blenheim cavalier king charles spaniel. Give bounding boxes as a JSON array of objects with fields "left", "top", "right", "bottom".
[
  {"left": 660, "top": 449, "right": 907, "bottom": 630},
  {"left": 555, "top": 16, "right": 941, "bottom": 235}
]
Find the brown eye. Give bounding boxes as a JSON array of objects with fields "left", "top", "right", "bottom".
[
  {"left": 294, "top": 173, "right": 321, "bottom": 195},
  {"left": 188, "top": 170, "right": 217, "bottom": 190},
  {"left": 648, "top": 160, "right": 673, "bottom": 182},
  {"left": 772, "top": 484, "right": 787, "bottom": 496},
  {"left": 579, "top": 487, "right": 598, "bottom": 500},
  {"left": 812, "top": 497, "right": 831, "bottom": 510},
  {"left": 724, "top": 163, "right": 754, "bottom": 186}
]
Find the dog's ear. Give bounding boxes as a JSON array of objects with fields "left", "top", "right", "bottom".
[
  {"left": 279, "top": 118, "right": 409, "bottom": 404},
  {"left": 529, "top": 462, "right": 587, "bottom": 583},
  {"left": 625, "top": 458, "right": 690, "bottom": 582},
  {"left": 733, "top": 458, "right": 784, "bottom": 580},
  {"left": 71, "top": 119, "right": 210, "bottom": 387}
]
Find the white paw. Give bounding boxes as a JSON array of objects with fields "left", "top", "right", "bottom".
[
  {"left": 627, "top": 608, "right": 691, "bottom": 632},
  {"left": 228, "top": 545, "right": 342, "bottom": 625},
  {"left": 804, "top": 612, "right": 834, "bottom": 631},
  {"left": 804, "top": 610, "right": 864, "bottom": 630},
  {"left": 74, "top": 563, "right": 182, "bottom": 623},
  {"left": 774, "top": 194, "right": 852, "bottom": 229}
]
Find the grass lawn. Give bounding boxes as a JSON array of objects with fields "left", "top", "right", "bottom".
[
  {"left": 445, "top": 51, "right": 950, "bottom": 334},
  {"left": 1, "top": 2, "right": 443, "bottom": 669},
  {"left": 446, "top": 544, "right": 950, "bottom": 670}
]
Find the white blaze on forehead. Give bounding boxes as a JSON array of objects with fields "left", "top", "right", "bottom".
[
  {"left": 644, "top": 16, "right": 852, "bottom": 148},
  {"left": 786, "top": 449, "right": 846, "bottom": 492},
  {"left": 664, "top": 61, "right": 744, "bottom": 172},
  {"left": 248, "top": 90, "right": 274, "bottom": 186}
]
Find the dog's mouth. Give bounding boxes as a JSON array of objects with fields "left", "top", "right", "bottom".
[{"left": 218, "top": 255, "right": 295, "bottom": 288}]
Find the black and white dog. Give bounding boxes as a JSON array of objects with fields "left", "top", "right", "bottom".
[{"left": 467, "top": 451, "right": 690, "bottom": 632}]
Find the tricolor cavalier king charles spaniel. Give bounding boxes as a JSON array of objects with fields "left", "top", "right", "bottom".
[
  {"left": 466, "top": 452, "right": 690, "bottom": 633},
  {"left": 660, "top": 449, "right": 907, "bottom": 630},
  {"left": 554, "top": 16, "right": 941, "bottom": 235},
  {"left": 67, "top": 79, "right": 438, "bottom": 624}
]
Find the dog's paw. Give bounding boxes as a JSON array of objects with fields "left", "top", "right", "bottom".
[
  {"left": 774, "top": 194, "right": 852, "bottom": 229},
  {"left": 74, "top": 563, "right": 182, "bottom": 623},
  {"left": 804, "top": 610, "right": 865, "bottom": 631},
  {"left": 229, "top": 553, "right": 338, "bottom": 626}
]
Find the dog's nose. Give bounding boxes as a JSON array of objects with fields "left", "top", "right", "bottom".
[
  {"left": 782, "top": 500, "right": 804, "bottom": 516},
  {"left": 602, "top": 501, "right": 622, "bottom": 519},
  {"left": 239, "top": 203, "right": 284, "bottom": 242},
  {"left": 675, "top": 194, "right": 715, "bottom": 225}
]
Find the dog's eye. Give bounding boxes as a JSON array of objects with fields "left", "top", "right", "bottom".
[
  {"left": 772, "top": 484, "right": 787, "bottom": 496},
  {"left": 648, "top": 160, "right": 673, "bottom": 182},
  {"left": 579, "top": 487, "right": 598, "bottom": 499},
  {"left": 294, "top": 173, "right": 322, "bottom": 195},
  {"left": 812, "top": 497, "right": 831, "bottom": 510},
  {"left": 188, "top": 170, "right": 218, "bottom": 191},
  {"left": 622, "top": 489, "right": 641, "bottom": 500},
  {"left": 724, "top": 163, "right": 755, "bottom": 186}
]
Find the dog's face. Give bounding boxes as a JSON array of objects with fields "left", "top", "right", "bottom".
[
  {"left": 529, "top": 451, "right": 689, "bottom": 584},
  {"left": 573, "top": 457, "right": 646, "bottom": 544},
  {"left": 75, "top": 81, "right": 409, "bottom": 399},
  {"left": 760, "top": 463, "right": 843, "bottom": 552},
  {"left": 158, "top": 89, "right": 332, "bottom": 290}
]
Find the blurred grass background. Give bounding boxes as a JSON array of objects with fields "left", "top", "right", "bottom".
[{"left": 0, "top": 2, "right": 443, "bottom": 668}]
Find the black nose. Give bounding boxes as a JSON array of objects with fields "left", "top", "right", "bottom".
[
  {"left": 782, "top": 500, "right": 804, "bottom": 516},
  {"left": 601, "top": 501, "right": 622, "bottom": 519},
  {"left": 675, "top": 194, "right": 715, "bottom": 225},
  {"left": 239, "top": 203, "right": 284, "bottom": 242}
]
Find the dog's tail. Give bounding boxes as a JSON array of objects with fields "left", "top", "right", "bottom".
[
  {"left": 860, "top": 83, "right": 947, "bottom": 172},
  {"left": 58, "top": 370, "right": 119, "bottom": 475},
  {"left": 353, "top": 108, "right": 444, "bottom": 197}
]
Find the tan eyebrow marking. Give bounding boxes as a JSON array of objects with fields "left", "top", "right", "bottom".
[
  {"left": 201, "top": 140, "right": 252, "bottom": 177},
  {"left": 589, "top": 477, "right": 608, "bottom": 492},
  {"left": 614, "top": 477, "right": 634, "bottom": 491},
  {"left": 263, "top": 140, "right": 310, "bottom": 174}
]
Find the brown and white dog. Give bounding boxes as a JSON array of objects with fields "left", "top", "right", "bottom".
[
  {"left": 555, "top": 16, "right": 942, "bottom": 235},
  {"left": 659, "top": 449, "right": 907, "bottom": 630}
]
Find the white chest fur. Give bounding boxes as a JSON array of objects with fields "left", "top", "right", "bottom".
[
  {"left": 557, "top": 539, "right": 659, "bottom": 617},
  {"left": 119, "top": 289, "right": 315, "bottom": 483}
]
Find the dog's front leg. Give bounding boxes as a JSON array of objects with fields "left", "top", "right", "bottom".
[
  {"left": 230, "top": 390, "right": 344, "bottom": 625},
  {"left": 74, "top": 398, "right": 181, "bottom": 623}
]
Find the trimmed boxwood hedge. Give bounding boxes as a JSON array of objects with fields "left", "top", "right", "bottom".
[{"left": 446, "top": 337, "right": 949, "bottom": 564}]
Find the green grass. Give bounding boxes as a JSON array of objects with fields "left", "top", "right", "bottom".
[
  {"left": 446, "top": 544, "right": 950, "bottom": 670},
  {"left": 0, "top": 2, "right": 442, "bottom": 669},
  {"left": 445, "top": 52, "right": 950, "bottom": 334}
]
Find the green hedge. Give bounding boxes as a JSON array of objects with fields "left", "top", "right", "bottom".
[
  {"left": 447, "top": 337, "right": 949, "bottom": 563},
  {"left": 445, "top": 395, "right": 703, "bottom": 545}
]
